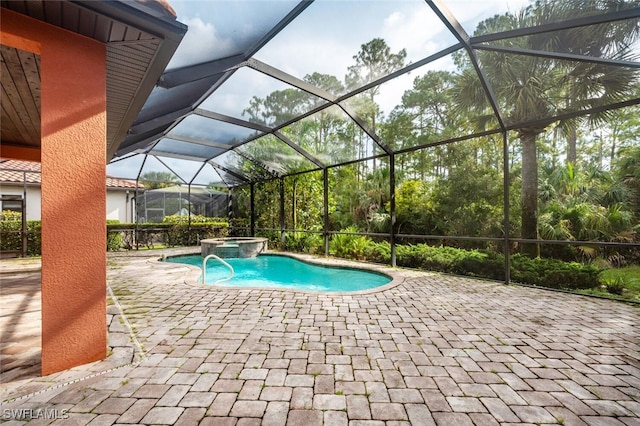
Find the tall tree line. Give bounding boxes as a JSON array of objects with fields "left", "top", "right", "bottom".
[{"left": 239, "top": 0, "right": 639, "bottom": 261}]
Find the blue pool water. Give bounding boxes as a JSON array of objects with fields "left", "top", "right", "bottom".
[{"left": 165, "top": 254, "right": 391, "bottom": 292}]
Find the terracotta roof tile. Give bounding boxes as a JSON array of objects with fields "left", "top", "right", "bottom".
[
  {"left": 106, "top": 176, "right": 143, "bottom": 189},
  {"left": 0, "top": 159, "right": 142, "bottom": 189}
]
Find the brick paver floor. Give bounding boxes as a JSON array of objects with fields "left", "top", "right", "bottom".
[{"left": 1, "top": 248, "right": 639, "bottom": 425}]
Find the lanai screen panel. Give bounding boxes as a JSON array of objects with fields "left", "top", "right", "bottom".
[
  {"left": 199, "top": 66, "right": 329, "bottom": 128},
  {"left": 165, "top": 0, "right": 300, "bottom": 69},
  {"left": 237, "top": 134, "right": 320, "bottom": 176},
  {"left": 280, "top": 104, "right": 384, "bottom": 166},
  {"left": 210, "top": 150, "right": 274, "bottom": 182},
  {"left": 170, "top": 114, "right": 263, "bottom": 150},
  {"left": 152, "top": 138, "right": 222, "bottom": 161},
  {"left": 253, "top": 0, "right": 459, "bottom": 96},
  {"left": 110, "top": 0, "right": 640, "bottom": 188},
  {"left": 106, "top": 153, "right": 145, "bottom": 180},
  {"left": 134, "top": 76, "right": 223, "bottom": 125}
]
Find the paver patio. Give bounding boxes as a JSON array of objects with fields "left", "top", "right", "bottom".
[{"left": 1, "top": 248, "right": 639, "bottom": 425}]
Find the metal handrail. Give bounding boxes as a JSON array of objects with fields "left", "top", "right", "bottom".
[{"left": 202, "top": 254, "right": 234, "bottom": 285}]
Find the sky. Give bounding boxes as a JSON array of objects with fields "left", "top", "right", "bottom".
[
  {"left": 108, "top": 0, "right": 533, "bottom": 182},
  {"left": 166, "top": 0, "right": 533, "bottom": 117}
]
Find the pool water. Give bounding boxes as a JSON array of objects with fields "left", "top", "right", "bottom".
[{"left": 165, "top": 254, "right": 391, "bottom": 292}]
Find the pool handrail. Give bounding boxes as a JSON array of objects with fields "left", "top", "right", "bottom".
[{"left": 202, "top": 254, "right": 234, "bottom": 285}]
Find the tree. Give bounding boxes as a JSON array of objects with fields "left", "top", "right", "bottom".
[
  {"left": 454, "top": 0, "right": 640, "bottom": 257},
  {"left": 140, "top": 171, "right": 179, "bottom": 189},
  {"left": 345, "top": 38, "right": 407, "bottom": 171}
]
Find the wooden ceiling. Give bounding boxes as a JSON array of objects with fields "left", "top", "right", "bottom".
[
  {"left": 0, "top": 1, "right": 186, "bottom": 161},
  {"left": 1, "top": 44, "right": 41, "bottom": 149}
]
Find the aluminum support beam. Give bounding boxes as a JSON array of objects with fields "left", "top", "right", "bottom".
[
  {"left": 323, "top": 168, "right": 329, "bottom": 257},
  {"left": 279, "top": 178, "right": 286, "bottom": 247},
  {"left": 389, "top": 153, "right": 396, "bottom": 267},
  {"left": 250, "top": 183, "right": 256, "bottom": 237},
  {"left": 502, "top": 132, "right": 511, "bottom": 285}
]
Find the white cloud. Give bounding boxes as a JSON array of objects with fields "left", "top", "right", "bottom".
[
  {"left": 445, "top": 0, "right": 532, "bottom": 34},
  {"left": 167, "top": 16, "right": 237, "bottom": 69},
  {"left": 381, "top": 5, "right": 454, "bottom": 62}
]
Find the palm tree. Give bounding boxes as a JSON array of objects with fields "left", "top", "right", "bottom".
[
  {"left": 454, "top": 0, "right": 640, "bottom": 257},
  {"left": 140, "top": 171, "right": 179, "bottom": 189}
]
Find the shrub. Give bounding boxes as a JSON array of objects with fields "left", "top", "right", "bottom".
[
  {"left": 510, "top": 255, "right": 601, "bottom": 290},
  {"left": 165, "top": 222, "right": 228, "bottom": 246},
  {"left": 329, "top": 227, "right": 372, "bottom": 260},
  {"left": 256, "top": 231, "right": 282, "bottom": 249},
  {"left": 106, "top": 220, "right": 123, "bottom": 251},
  {"left": 0, "top": 210, "right": 22, "bottom": 221},
  {"left": 365, "top": 240, "right": 391, "bottom": 263},
  {"left": 285, "top": 232, "right": 324, "bottom": 255},
  {"left": 603, "top": 277, "right": 627, "bottom": 296},
  {"left": 0, "top": 212, "right": 41, "bottom": 256},
  {"left": 362, "top": 241, "right": 601, "bottom": 291},
  {"left": 105, "top": 221, "right": 229, "bottom": 248},
  {"left": 26, "top": 220, "right": 41, "bottom": 256},
  {"left": 0, "top": 218, "right": 22, "bottom": 252},
  {"left": 163, "top": 214, "right": 226, "bottom": 224}
]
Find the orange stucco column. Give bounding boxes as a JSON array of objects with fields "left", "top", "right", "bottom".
[{"left": 1, "top": 10, "right": 107, "bottom": 375}]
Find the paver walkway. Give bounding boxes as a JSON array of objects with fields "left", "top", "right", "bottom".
[{"left": 1, "top": 248, "right": 639, "bottom": 425}]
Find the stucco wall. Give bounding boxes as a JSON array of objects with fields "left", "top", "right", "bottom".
[
  {"left": 2, "top": 184, "right": 131, "bottom": 222},
  {"left": 107, "top": 190, "right": 132, "bottom": 222},
  {"left": 2, "top": 9, "right": 108, "bottom": 375}
]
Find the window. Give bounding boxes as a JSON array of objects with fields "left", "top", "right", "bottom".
[{"left": 1, "top": 196, "right": 23, "bottom": 213}]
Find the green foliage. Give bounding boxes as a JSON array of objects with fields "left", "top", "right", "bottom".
[
  {"left": 600, "top": 266, "right": 640, "bottom": 301},
  {"left": 165, "top": 223, "right": 228, "bottom": 247},
  {"left": 604, "top": 277, "right": 626, "bottom": 296},
  {"left": 162, "top": 214, "right": 226, "bottom": 224},
  {"left": 329, "top": 227, "right": 372, "bottom": 260},
  {"left": 285, "top": 172, "right": 324, "bottom": 231},
  {"left": 139, "top": 171, "right": 179, "bottom": 189},
  {"left": 256, "top": 230, "right": 282, "bottom": 249},
  {"left": 106, "top": 221, "right": 228, "bottom": 249},
  {"left": 0, "top": 210, "right": 22, "bottom": 221},
  {"left": 26, "top": 221, "right": 41, "bottom": 256},
  {"left": 106, "top": 220, "right": 123, "bottom": 251},
  {"left": 0, "top": 214, "right": 43, "bottom": 256},
  {"left": 228, "top": 218, "right": 250, "bottom": 237},
  {"left": 364, "top": 240, "right": 391, "bottom": 263},
  {"left": 356, "top": 241, "right": 602, "bottom": 291},
  {"left": 284, "top": 232, "right": 324, "bottom": 255},
  {"left": 393, "top": 244, "right": 505, "bottom": 280},
  {"left": 510, "top": 255, "right": 601, "bottom": 290}
]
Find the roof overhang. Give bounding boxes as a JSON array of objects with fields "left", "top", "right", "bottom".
[{"left": 0, "top": 0, "right": 187, "bottom": 161}]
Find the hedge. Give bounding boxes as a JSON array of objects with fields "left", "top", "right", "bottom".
[
  {"left": 0, "top": 218, "right": 41, "bottom": 256},
  {"left": 341, "top": 237, "right": 602, "bottom": 291},
  {"left": 1, "top": 212, "right": 228, "bottom": 254},
  {"left": 106, "top": 221, "right": 228, "bottom": 250},
  {"left": 1, "top": 212, "right": 604, "bottom": 291}
]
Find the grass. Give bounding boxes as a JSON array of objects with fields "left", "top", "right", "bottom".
[
  {"left": 601, "top": 265, "right": 640, "bottom": 297},
  {"left": 578, "top": 266, "right": 640, "bottom": 302}
]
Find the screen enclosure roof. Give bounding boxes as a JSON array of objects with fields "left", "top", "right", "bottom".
[{"left": 108, "top": 0, "right": 640, "bottom": 188}]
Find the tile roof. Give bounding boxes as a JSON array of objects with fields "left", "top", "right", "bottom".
[
  {"left": 106, "top": 176, "right": 142, "bottom": 189},
  {"left": 0, "top": 159, "right": 142, "bottom": 189}
]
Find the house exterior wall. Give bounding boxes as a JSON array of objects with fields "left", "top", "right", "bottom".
[
  {"left": 107, "top": 190, "right": 132, "bottom": 223},
  {"left": 0, "top": 185, "right": 42, "bottom": 220},
  {"left": 1, "top": 183, "right": 132, "bottom": 222},
  {"left": 1, "top": 9, "right": 108, "bottom": 375}
]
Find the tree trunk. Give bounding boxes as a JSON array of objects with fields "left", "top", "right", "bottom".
[
  {"left": 520, "top": 131, "right": 540, "bottom": 258},
  {"left": 567, "top": 126, "right": 577, "bottom": 166}
]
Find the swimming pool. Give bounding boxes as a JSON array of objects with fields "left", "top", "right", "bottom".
[{"left": 165, "top": 254, "right": 391, "bottom": 292}]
